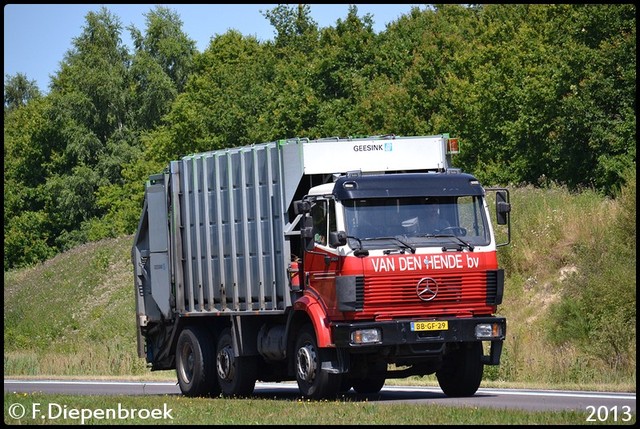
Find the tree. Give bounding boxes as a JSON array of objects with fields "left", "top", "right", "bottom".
[
  {"left": 4, "top": 3, "right": 635, "bottom": 270},
  {"left": 263, "top": 4, "right": 319, "bottom": 51},
  {"left": 128, "top": 6, "right": 196, "bottom": 129},
  {"left": 4, "top": 73, "right": 41, "bottom": 111},
  {"left": 308, "top": 5, "right": 377, "bottom": 136},
  {"left": 4, "top": 97, "right": 56, "bottom": 269},
  {"left": 143, "top": 30, "right": 275, "bottom": 161},
  {"left": 50, "top": 7, "right": 130, "bottom": 141},
  {"left": 43, "top": 6, "right": 131, "bottom": 249}
]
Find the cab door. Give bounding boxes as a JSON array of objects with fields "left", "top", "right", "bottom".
[{"left": 303, "top": 199, "right": 342, "bottom": 315}]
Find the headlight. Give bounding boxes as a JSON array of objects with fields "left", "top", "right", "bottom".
[
  {"left": 475, "top": 323, "right": 503, "bottom": 339},
  {"left": 350, "top": 328, "right": 381, "bottom": 344}
]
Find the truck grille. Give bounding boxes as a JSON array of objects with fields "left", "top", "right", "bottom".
[{"left": 356, "top": 270, "right": 500, "bottom": 318}]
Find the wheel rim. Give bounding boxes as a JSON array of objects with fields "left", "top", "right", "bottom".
[
  {"left": 216, "top": 345, "right": 235, "bottom": 382},
  {"left": 296, "top": 344, "right": 317, "bottom": 383},
  {"left": 179, "top": 343, "right": 194, "bottom": 384}
]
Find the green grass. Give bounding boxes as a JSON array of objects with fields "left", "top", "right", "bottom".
[
  {"left": 5, "top": 393, "right": 634, "bottom": 425},
  {"left": 4, "top": 236, "right": 148, "bottom": 377}
]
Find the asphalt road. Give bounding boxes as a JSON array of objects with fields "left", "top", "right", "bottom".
[{"left": 4, "top": 379, "right": 636, "bottom": 415}]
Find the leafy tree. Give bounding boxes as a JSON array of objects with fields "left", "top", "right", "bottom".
[
  {"left": 3, "top": 211, "right": 55, "bottom": 271},
  {"left": 263, "top": 3, "right": 319, "bottom": 51},
  {"left": 4, "top": 73, "right": 41, "bottom": 111},
  {"left": 371, "top": 4, "right": 482, "bottom": 136},
  {"left": 551, "top": 4, "right": 636, "bottom": 193},
  {"left": 449, "top": 4, "right": 635, "bottom": 193},
  {"left": 4, "top": 7, "right": 134, "bottom": 265},
  {"left": 307, "top": 5, "right": 378, "bottom": 136},
  {"left": 85, "top": 6, "right": 199, "bottom": 239},
  {"left": 4, "top": 3, "right": 635, "bottom": 270},
  {"left": 131, "top": 6, "right": 196, "bottom": 91},
  {"left": 3, "top": 97, "right": 52, "bottom": 191},
  {"left": 256, "top": 5, "right": 321, "bottom": 139},
  {"left": 4, "top": 97, "right": 55, "bottom": 269},
  {"left": 145, "top": 30, "right": 275, "bottom": 161},
  {"left": 50, "top": 7, "right": 130, "bottom": 141},
  {"left": 128, "top": 6, "right": 196, "bottom": 129},
  {"left": 88, "top": 149, "right": 161, "bottom": 240}
]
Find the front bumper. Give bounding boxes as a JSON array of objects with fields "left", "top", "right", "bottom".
[{"left": 332, "top": 316, "right": 506, "bottom": 365}]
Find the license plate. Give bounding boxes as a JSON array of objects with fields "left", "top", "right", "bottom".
[{"left": 410, "top": 321, "right": 448, "bottom": 331}]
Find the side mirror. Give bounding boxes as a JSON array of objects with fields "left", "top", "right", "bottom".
[
  {"left": 329, "top": 231, "right": 348, "bottom": 248},
  {"left": 496, "top": 190, "right": 511, "bottom": 225},
  {"left": 301, "top": 215, "right": 314, "bottom": 239},
  {"left": 294, "top": 200, "right": 311, "bottom": 215}
]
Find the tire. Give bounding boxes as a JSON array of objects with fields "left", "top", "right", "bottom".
[
  {"left": 351, "top": 359, "right": 387, "bottom": 394},
  {"left": 294, "top": 324, "right": 341, "bottom": 400},
  {"left": 175, "top": 326, "right": 220, "bottom": 397},
  {"left": 216, "top": 328, "right": 257, "bottom": 397},
  {"left": 436, "top": 342, "right": 483, "bottom": 397}
]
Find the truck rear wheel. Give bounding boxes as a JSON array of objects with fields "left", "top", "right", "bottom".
[
  {"left": 176, "top": 326, "right": 220, "bottom": 397},
  {"left": 436, "top": 342, "right": 483, "bottom": 397},
  {"left": 294, "top": 324, "right": 341, "bottom": 400},
  {"left": 216, "top": 328, "right": 257, "bottom": 397}
]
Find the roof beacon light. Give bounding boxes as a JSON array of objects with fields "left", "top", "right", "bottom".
[{"left": 447, "top": 137, "right": 459, "bottom": 154}]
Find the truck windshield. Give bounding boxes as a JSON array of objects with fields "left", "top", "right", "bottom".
[{"left": 342, "top": 196, "right": 490, "bottom": 249}]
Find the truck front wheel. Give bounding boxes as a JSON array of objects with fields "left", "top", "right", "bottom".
[
  {"left": 294, "top": 324, "right": 341, "bottom": 400},
  {"left": 216, "top": 328, "right": 257, "bottom": 397},
  {"left": 175, "top": 326, "right": 220, "bottom": 397},
  {"left": 436, "top": 341, "right": 483, "bottom": 397}
]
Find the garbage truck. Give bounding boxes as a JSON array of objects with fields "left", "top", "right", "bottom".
[{"left": 132, "top": 134, "right": 511, "bottom": 399}]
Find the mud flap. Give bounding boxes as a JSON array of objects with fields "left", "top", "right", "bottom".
[{"left": 481, "top": 340, "right": 503, "bottom": 365}]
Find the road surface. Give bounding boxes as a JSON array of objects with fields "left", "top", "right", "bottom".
[{"left": 4, "top": 379, "right": 635, "bottom": 414}]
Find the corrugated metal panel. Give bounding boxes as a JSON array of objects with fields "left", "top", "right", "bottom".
[{"left": 173, "top": 144, "right": 288, "bottom": 314}]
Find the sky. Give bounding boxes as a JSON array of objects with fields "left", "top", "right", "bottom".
[{"left": 4, "top": 3, "right": 423, "bottom": 94}]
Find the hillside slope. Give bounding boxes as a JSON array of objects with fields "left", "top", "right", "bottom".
[{"left": 4, "top": 236, "right": 151, "bottom": 377}]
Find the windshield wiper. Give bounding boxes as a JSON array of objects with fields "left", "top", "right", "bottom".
[
  {"left": 346, "top": 235, "right": 369, "bottom": 257},
  {"left": 419, "top": 233, "right": 475, "bottom": 252},
  {"left": 363, "top": 236, "right": 416, "bottom": 254}
]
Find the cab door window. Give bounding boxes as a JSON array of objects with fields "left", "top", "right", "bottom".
[{"left": 311, "top": 199, "right": 336, "bottom": 246}]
